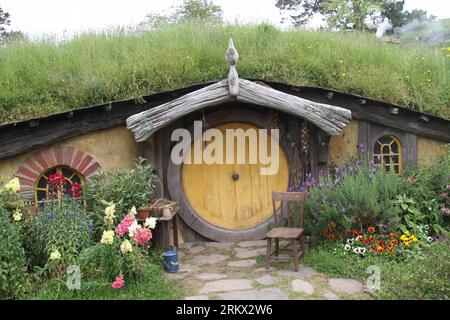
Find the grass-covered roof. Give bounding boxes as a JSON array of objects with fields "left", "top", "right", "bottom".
[{"left": 0, "top": 23, "right": 449, "bottom": 125}]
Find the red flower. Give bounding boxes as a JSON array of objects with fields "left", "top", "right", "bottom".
[
  {"left": 390, "top": 239, "right": 399, "bottom": 246},
  {"left": 325, "top": 226, "right": 332, "bottom": 233},
  {"left": 340, "top": 231, "right": 347, "bottom": 238},
  {"left": 350, "top": 229, "right": 358, "bottom": 236},
  {"left": 368, "top": 235, "right": 375, "bottom": 243},
  {"left": 387, "top": 246, "right": 395, "bottom": 253},
  {"left": 319, "top": 231, "right": 326, "bottom": 237},
  {"left": 330, "top": 221, "right": 337, "bottom": 228},
  {"left": 389, "top": 233, "right": 397, "bottom": 239},
  {"left": 70, "top": 183, "right": 82, "bottom": 197},
  {"left": 328, "top": 233, "right": 336, "bottom": 240}
]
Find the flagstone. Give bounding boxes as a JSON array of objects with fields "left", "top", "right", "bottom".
[
  {"left": 199, "top": 279, "right": 253, "bottom": 294},
  {"left": 178, "top": 263, "right": 196, "bottom": 273},
  {"left": 323, "top": 291, "right": 341, "bottom": 300},
  {"left": 255, "top": 275, "right": 278, "bottom": 286},
  {"left": 189, "top": 246, "right": 205, "bottom": 254},
  {"left": 193, "top": 254, "right": 228, "bottom": 265},
  {"left": 235, "top": 248, "right": 266, "bottom": 259},
  {"left": 291, "top": 279, "right": 314, "bottom": 295},
  {"left": 237, "top": 240, "right": 267, "bottom": 248},
  {"left": 216, "top": 288, "right": 288, "bottom": 300},
  {"left": 328, "top": 278, "right": 363, "bottom": 295},
  {"left": 227, "top": 259, "right": 256, "bottom": 267},
  {"left": 195, "top": 273, "right": 228, "bottom": 281},
  {"left": 278, "top": 267, "right": 316, "bottom": 279}
]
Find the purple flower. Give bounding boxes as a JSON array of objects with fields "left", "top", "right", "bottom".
[
  {"left": 368, "top": 174, "right": 374, "bottom": 181},
  {"left": 348, "top": 166, "right": 354, "bottom": 173},
  {"left": 88, "top": 220, "right": 94, "bottom": 232},
  {"left": 46, "top": 211, "right": 53, "bottom": 218},
  {"left": 335, "top": 167, "right": 340, "bottom": 174},
  {"left": 358, "top": 144, "right": 366, "bottom": 153},
  {"left": 68, "top": 211, "right": 75, "bottom": 216}
]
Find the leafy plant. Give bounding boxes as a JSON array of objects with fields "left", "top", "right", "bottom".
[
  {"left": 84, "top": 158, "right": 157, "bottom": 236},
  {"left": 0, "top": 206, "right": 29, "bottom": 299}
]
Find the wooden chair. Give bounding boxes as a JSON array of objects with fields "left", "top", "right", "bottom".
[{"left": 265, "top": 191, "right": 306, "bottom": 271}]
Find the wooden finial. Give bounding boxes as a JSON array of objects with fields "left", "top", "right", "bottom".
[{"left": 225, "top": 38, "right": 239, "bottom": 96}]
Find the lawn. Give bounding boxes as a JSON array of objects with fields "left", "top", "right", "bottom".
[{"left": 0, "top": 23, "right": 448, "bottom": 124}]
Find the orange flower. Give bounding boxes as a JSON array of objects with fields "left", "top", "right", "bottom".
[
  {"left": 368, "top": 235, "right": 375, "bottom": 242},
  {"left": 376, "top": 246, "right": 384, "bottom": 254},
  {"left": 350, "top": 229, "right": 358, "bottom": 236},
  {"left": 319, "top": 231, "right": 326, "bottom": 237},
  {"left": 377, "top": 239, "right": 386, "bottom": 246},
  {"left": 330, "top": 221, "right": 337, "bottom": 228},
  {"left": 325, "top": 227, "right": 332, "bottom": 233},
  {"left": 387, "top": 246, "right": 395, "bottom": 253},
  {"left": 389, "top": 233, "right": 397, "bottom": 239},
  {"left": 328, "top": 233, "right": 336, "bottom": 240},
  {"left": 390, "top": 239, "right": 399, "bottom": 246},
  {"left": 368, "top": 226, "right": 376, "bottom": 233}
]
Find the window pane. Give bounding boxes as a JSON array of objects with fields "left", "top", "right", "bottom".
[
  {"left": 379, "top": 136, "right": 392, "bottom": 145},
  {"left": 37, "top": 177, "right": 48, "bottom": 188},
  {"left": 374, "top": 142, "right": 381, "bottom": 154},
  {"left": 382, "top": 145, "right": 390, "bottom": 154},
  {"left": 391, "top": 141, "right": 399, "bottom": 153}
]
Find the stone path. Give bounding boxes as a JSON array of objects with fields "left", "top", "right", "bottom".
[{"left": 166, "top": 240, "right": 371, "bottom": 300}]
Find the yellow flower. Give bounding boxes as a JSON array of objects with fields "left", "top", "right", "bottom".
[
  {"left": 104, "top": 203, "right": 116, "bottom": 227},
  {"left": 339, "top": 60, "right": 343, "bottom": 63},
  {"left": 100, "top": 230, "right": 115, "bottom": 245},
  {"left": 342, "top": 73, "right": 346, "bottom": 77},
  {"left": 410, "top": 235, "right": 418, "bottom": 243},
  {"left": 404, "top": 230, "right": 411, "bottom": 237},
  {"left": 403, "top": 241, "right": 410, "bottom": 247},
  {"left": 50, "top": 249, "right": 61, "bottom": 260},
  {"left": 12, "top": 209, "right": 22, "bottom": 222},
  {"left": 4, "top": 177, "right": 20, "bottom": 193},
  {"left": 400, "top": 235, "right": 408, "bottom": 242},
  {"left": 120, "top": 239, "right": 133, "bottom": 254}
]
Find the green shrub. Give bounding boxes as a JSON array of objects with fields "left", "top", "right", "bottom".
[
  {"left": 304, "top": 155, "right": 401, "bottom": 235},
  {"left": 84, "top": 159, "right": 157, "bottom": 237},
  {"left": 0, "top": 207, "right": 29, "bottom": 299}
]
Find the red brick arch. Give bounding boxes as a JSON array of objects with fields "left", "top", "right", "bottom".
[{"left": 16, "top": 146, "right": 101, "bottom": 199}]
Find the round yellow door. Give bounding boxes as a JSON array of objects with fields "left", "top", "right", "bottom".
[{"left": 181, "top": 122, "right": 289, "bottom": 230}]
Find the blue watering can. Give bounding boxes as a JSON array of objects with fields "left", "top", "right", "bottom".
[{"left": 161, "top": 245, "right": 179, "bottom": 273}]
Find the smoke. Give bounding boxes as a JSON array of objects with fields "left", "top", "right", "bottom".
[{"left": 376, "top": 18, "right": 392, "bottom": 38}]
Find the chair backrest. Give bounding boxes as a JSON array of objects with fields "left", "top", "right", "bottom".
[{"left": 272, "top": 191, "right": 306, "bottom": 228}]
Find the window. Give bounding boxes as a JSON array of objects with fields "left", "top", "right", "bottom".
[
  {"left": 35, "top": 166, "right": 84, "bottom": 205},
  {"left": 373, "top": 135, "right": 402, "bottom": 174}
]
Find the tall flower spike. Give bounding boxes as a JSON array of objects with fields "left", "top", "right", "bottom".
[{"left": 225, "top": 38, "right": 239, "bottom": 96}]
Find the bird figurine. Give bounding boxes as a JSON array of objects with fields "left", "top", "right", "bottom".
[{"left": 225, "top": 38, "right": 239, "bottom": 66}]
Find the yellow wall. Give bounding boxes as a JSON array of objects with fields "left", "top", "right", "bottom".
[
  {"left": 328, "top": 119, "right": 359, "bottom": 165},
  {"left": 0, "top": 126, "right": 139, "bottom": 179},
  {"left": 417, "top": 136, "right": 449, "bottom": 168}
]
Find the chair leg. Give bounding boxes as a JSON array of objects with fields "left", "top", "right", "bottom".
[
  {"left": 275, "top": 238, "right": 279, "bottom": 257},
  {"left": 300, "top": 235, "right": 305, "bottom": 258},
  {"left": 292, "top": 239, "right": 299, "bottom": 272},
  {"left": 266, "top": 238, "right": 272, "bottom": 269}
]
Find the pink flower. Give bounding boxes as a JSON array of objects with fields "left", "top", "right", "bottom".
[
  {"left": 111, "top": 275, "right": 125, "bottom": 289},
  {"left": 407, "top": 176, "right": 415, "bottom": 184},
  {"left": 134, "top": 227, "right": 152, "bottom": 245},
  {"left": 115, "top": 215, "right": 135, "bottom": 236}
]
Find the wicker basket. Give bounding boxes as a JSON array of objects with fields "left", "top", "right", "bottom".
[{"left": 149, "top": 198, "right": 178, "bottom": 218}]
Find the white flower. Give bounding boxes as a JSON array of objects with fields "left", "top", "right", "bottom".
[
  {"left": 100, "top": 230, "right": 115, "bottom": 245},
  {"left": 129, "top": 206, "right": 137, "bottom": 216},
  {"left": 104, "top": 203, "right": 116, "bottom": 227},
  {"left": 358, "top": 247, "right": 366, "bottom": 255},
  {"left": 128, "top": 221, "right": 139, "bottom": 237},
  {"left": 424, "top": 225, "right": 429, "bottom": 230},
  {"left": 120, "top": 240, "right": 133, "bottom": 254},
  {"left": 353, "top": 248, "right": 359, "bottom": 254},
  {"left": 12, "top": 209, "right": 22, "bottom": 222},
  {"left": 50, "top": 249, "right": 61, "bottom": 260},
  {"left": 4, "top": 177, "right": 20, "bottom": 192},
  {"left": 347, "top": 238, "right": 354, "bottom": 245},
  {"left": 427, "top": 236, "right": 433, "bottom": 243},
  {"left": 144, "top": 217, "right": 157, "bottom": 229},
  {"left": 344, "top": 244, "right": 351, "bottom": 251}
]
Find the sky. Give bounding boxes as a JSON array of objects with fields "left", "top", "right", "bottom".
[{"left": 1, "top": 0, "right": 449, "bottom": 37}]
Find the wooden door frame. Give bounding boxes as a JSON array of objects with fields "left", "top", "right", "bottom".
[{"left": 167, "top": 108, "right": 291, "bottom": 242}]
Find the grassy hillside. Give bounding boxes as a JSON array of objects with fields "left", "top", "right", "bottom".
[{"left": 0, "top": 23, "right": 449, "bottom": 124}]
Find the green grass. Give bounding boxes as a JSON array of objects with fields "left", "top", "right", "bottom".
[
  {"left": 303, "top": 239, "right": 450, "bottom": 300},
  {"left": 32, "top": 262, "right": 182, "bottom": 300},
  {"left": 0, "top": 23, "right": 448, "bottom": 124}
]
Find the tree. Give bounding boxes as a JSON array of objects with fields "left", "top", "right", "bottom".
[
  {"left": 276, "top": 0, "right": 430, "bottom": 31},
  {"left": 143, "top": 0, "right": 223, "bottom": 29},
  {"left": 0, "top": 6, "right": 11, "bottom": 39}
]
